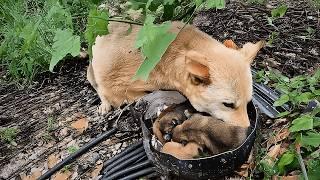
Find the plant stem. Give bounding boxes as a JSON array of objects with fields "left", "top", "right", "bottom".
[
  {"left": 295, "top": 143, "right": 309, "bottom": 180},
  {"left": 109, "top": 18, "right": 143, "bottom": 26}
]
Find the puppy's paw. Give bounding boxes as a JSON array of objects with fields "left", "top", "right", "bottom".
[{"left": 98, "top": 102, "right": 111, "bottom": 115}]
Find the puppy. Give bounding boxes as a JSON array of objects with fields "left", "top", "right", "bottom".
[
  {"left": 88, "top": 21, "right": 264, "bottom": 127},
  {"left": 161, "top": 141, "right": 203, "bottom": 160},
  {"left": 152, "top": 102, "right": 195, "bottom": 144},
  {"left": 172, "top": 113, "right": 248, "bottom": 155}
]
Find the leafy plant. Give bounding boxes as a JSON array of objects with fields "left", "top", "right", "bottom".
[
  {"left": 255, "top": 68, "right": 320, "bottom": 178},
  {"left": 271, "top": 5, "right": 288, "bottom": 18},
  {"left": 0, "top": 127, "right": 18, "bottom": 145},
  {"left": 67, "top": 145, "right": 79, "bottom": 154}
]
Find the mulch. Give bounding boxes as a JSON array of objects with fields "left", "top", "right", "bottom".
[{"left": 0, "top": 0, "right": 319, "bottom": 179}]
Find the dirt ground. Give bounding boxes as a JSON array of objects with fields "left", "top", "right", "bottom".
[{"left": 0, "top": 1, "right": 319, "bottom": 179}]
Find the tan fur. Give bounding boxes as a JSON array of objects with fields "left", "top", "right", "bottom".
[
  {"left": 172, "top": 113, "right": 248, "bottom": 155},
  {"left": 87, "top": 21, "right": 264, "bottom": 127},
  {"left": 162, "top": 141, "right": 202, "bottom": 160}
]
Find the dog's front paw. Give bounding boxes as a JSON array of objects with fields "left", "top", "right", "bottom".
[{"left": 98, "top": 102, "right": 111, "bottom": 115}]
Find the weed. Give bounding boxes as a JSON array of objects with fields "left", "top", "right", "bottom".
[
  {"left": 267, "top": 32, "right": 279, "bottom": 46},
  {"left": 62, "top": 164, "right": 72, "bottom": 172},
  {"left": 0, "top": 127, "right": 18, "bottom": 145},
  {"left": 254, "top": 68, "right": 320, "bottom": 178},
  {"left": 47, "top": 117, "right": 55, "bottom": 132},
  {"left": 67, "top": 145, "right": 79, "bottom": 154},
  {"left": 246, "top": 0, "right": 266, "bottom": 5}
]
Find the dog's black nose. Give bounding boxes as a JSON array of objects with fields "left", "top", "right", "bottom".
[{"left": 163, "top": 133, "right": 172, "bottom": 141}]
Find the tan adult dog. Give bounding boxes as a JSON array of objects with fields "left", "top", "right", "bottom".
[{"left": 87, "top": 21, "right": 264, "bottom": 127}]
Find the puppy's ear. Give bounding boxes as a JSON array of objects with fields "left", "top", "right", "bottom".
[
  {"left": 223, "top": 39, "right": 239, "bottom": 49},
  {"left": 240, "top": 40, "right": 265, "bottom": 64},
  {"left": 185, "top": 51, "right": 210, "bottom": 85}
]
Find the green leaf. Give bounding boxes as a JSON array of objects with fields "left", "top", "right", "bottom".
[
  {"left": 277, "top": 151, "right": 295, "bottom": 174},
  {"left": 313, "top": 117, "right": 320, "bottom": 127},
  {"left": 301, "top": 132, "right": 320, "bottom": 147},
  {"left": 274, "top": 94, "right": 290, "bottom": 106},
  {"left": 134, "top": 15, "right": 177, "bottom": 80},
  {"left": 276, "top": 111, "right": 290, "bottom": 118},
  {"left": 49, "top": 29, "right": 80, "bottom": 72},
  {"left": 205, "top": 0, "right": 225, "bottom": 9},
  {"left": 289, "top": 115, "right": 313, "bottom": 132},
  {"left": 271, "top": 5, "right": 288, "bottom": 18},
  {"left": 85, "top": 8, "right": 109, "bottom": 58},
  {"left": 307, "top": 159, "right": 320, "bottom": 180},
  {"left": 295, "top": 92, "right": 315, "bottom": 104}
]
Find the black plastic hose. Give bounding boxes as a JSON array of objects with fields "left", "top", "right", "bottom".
[
  {"left": 38, "top": 128, "right": 117, "bottom": 180},
  {"left": 103, "top": 140, "right": 143, "bottom": 169},
  {"left": 103, "top": 160, "right": 151, "bottom": 180},
  {"left": 103, "top": 146, "right": 145, "bottom": 174},
  {"left": 104, "top": 151, "right": 146, "bottom": 176},
  {"left": 117, "top": 167, "right": 156, "bottom": 180}
]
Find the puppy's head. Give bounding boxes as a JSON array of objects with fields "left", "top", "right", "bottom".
[{"left": 183, "top": 41, "right": 264, "bottom": 127}]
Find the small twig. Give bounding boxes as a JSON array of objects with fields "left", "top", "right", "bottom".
[
  {"left": 295, "top": 143, "right": 309, "bottom": 180},
  {"left": 109, "top": 18, "right": 143, "bottom": 26}
]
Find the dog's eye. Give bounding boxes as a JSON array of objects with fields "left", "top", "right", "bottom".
[{"left": 223, "top": 102, "right": 235, "bottom": 109}]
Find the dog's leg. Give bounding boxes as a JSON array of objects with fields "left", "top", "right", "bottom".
[
  {"left": 87, "top": 64, "right": 112, "bottom": 114},
  {"left": 96, "top": 88, "right": 112, "bottom": 114}
]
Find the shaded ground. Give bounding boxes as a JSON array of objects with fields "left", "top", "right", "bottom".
[{"left": 0, "top": 1, "right": 319, "bottom": 179}]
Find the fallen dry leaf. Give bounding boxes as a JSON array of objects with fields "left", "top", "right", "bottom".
[
  {"left": 272, "top": 175, "right": 299, "bottom": 180},
  {"left": 223, "top": 39, "right": 239, "bottom": 49},
  {"left": 267, "top": 128, "right": 290, "bottom": 148},
  {"left": 71, "top": 117, "right": 88, "bottom": 133},
  {"left": 48, "top": 154, "right": 59, "bottom": 169},
  {"left": 52, "top": 170, "right": 72, "bottom": 180},
  {"left": 265, "top": 144, "right": 281, "bottom": 165},
  {"left": 20, "top": 169, "right": 42, "bottom": 180},
  {"left": 91, "top": 164, "right": 103, "bottom": 178}
]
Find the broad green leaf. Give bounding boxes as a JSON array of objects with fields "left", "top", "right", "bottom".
[
  {"left": 295, "top": 92, "right": 314, "bottom": 103},
  {"left": 289, "top": 115, "right": 313, "bottom": 132},
  {"left": 134, "top": 15, "right": 177, "bottom": 80},
  {"left": 49, "top": 29, "right": 80, "bottom": 72},
  {"left": 205, "top": 0, "right": 225, "bottom": 9},
  {"left": 307, "top": 159, "right": 320, "bottom": 180},
  {"left": 271, "top": 5, "right": 288, "bottom": 18},
  {"left": 85, "top": 8, "right": 109, "bottom": 58},
  {"left": 314, "top": 117, "right": 320, "bottom": 127},
  {"left": 301, "top": 132, "right": 320, "bottom": 147},
  {"left": 274, "top": 94, "right": 290, "bottom": 107},
  {"left": 277, "top": 152, "right": 295, "bottom": 174},
  {"left": 276, "top": 111, "right": 290, "bottom": 118}
]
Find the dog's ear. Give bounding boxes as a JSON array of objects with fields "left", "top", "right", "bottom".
[
  {"left": 223, "top": 39, "right": 239, "bottom": 49},
  {"left": 240, "top": 40, "right": 265, "bottom": 64},
  {"left": 185, "top": 51, "right": 210, "bottom": 85}
]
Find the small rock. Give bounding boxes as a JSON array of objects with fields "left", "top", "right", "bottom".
[
  {"left": 99, "top": 150, "right": 107, "bottom": 155},
  {"left": 59, "top": 127, "right": 68, "bottom": 137},
  {"left": 114, "top": 143, "right": 121, "bottom": 150}
]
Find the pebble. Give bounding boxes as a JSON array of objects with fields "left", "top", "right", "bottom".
[{"left": 114, "top": 143, "right": 121, "bottom": 150}]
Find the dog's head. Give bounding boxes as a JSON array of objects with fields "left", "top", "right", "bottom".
[{"left": 183, "top": 40, "right": 264, "bottom": 127}]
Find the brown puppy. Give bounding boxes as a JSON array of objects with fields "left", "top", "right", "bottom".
[
  {"left": 172, "top": 113, "right": 248, "bottom": 155},
  {"left": 162, "top": 141, "right": 203, "bottom": 160},
  {"left": 88, "top": 21, "right": 264, "bottom": 127},
  {"left": 153, "top": 111, "right": 186, "bottom": 144},
  {"left": 152, "top": 102, "right": 196, "bottom": 144}
]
